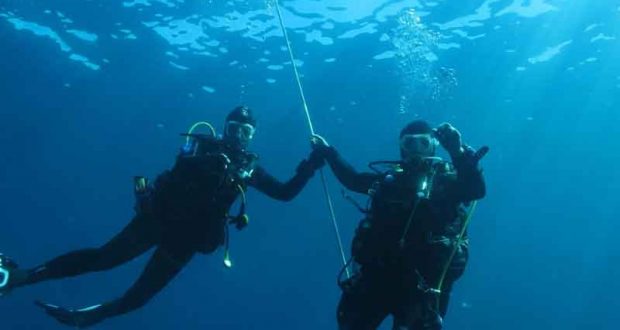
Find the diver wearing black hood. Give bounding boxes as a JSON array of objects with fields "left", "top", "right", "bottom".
[
  {"left": 0, "top": 106, "right": 324, "bottom": 328},
  {"left": 312, "top": 120, "right": 487, "bottom": 330}
]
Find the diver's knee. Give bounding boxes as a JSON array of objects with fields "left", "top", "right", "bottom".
[
  {"left": 84, "top": 248, "right": 120, "bottom": 271},
  {"left": 337, "top": 303, "right": 354, "bottom": 329},
  {"left": 422, "top": 311, "right": 443, "bottom": 330}
]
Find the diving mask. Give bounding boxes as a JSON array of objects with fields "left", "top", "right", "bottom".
[
  {"left": 225, "top": 120, "right": 255, "bottom": 146},
  {"left": 400, "top": 133, "right": 438, "bottom": 157}
]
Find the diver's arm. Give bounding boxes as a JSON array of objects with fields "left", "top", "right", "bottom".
[
  {"left": 321, "top": 146, "right": 378, "bottom": 194},
  {"left": 250, "top": 151, "right": 323, "bottom": 202},
  {"left": 451, "top": 146, "right": 486, "bottom": 202},
  {"left": 434, "top": 123, "right": 486, "bottom": 202}
]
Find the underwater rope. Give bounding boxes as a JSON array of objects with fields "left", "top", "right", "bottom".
[
  {"left": 399, "top": 159, "right": 440, "bottom": 246},
  {"left": 273, "top": 0, "right": 349, "bottom": 278},
  {"left": 434, "top": 201, "right": 478, "bottom": 307},
  {"left": 399, "top": 197, "right": 424, "bottom": 247}
]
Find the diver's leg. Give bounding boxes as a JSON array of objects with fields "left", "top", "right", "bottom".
[
  {"left": 393, "top": 289, "right": 443, "bottom": 330},
  {"left": 36, "top": 246, "right": 194, "bottom": 327},
  {"left": 109, "top": 246, "right": 194, "bottom": 315},
  {"left": 337, "top": 274, "right": 390, "bottom": 330},
  {"left": 392, "top": 259, "right": 449, "bottom": 330},
  {"left": 391, "top": 270, "right": 422, "bottom": 330},
  {"left": 435, "top": 237, "right": 468, "bottom": 318},
  {"left": 393, "top": 262, "right": 462, "bottom": 330},
  {"left": 437, "top": 285, "right": 452, "bottom": 318},
  {"left": 393, "top": 237, "right": 468, "bottom": 329},
  {"left": 23, "top": 214, "right": 159, "bottom": 286}
]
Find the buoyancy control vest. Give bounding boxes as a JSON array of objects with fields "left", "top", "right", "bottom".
[
  {"left": 134, "top": 130, "right": 256, "bottom": 255},
  {"left": 351, "top": 159, "right": 467, "bottom": 266}
]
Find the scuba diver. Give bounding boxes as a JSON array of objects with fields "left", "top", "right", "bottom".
[
  {"left": 0, "top": 106, "right": 325, "bottom": 328},
  {"left": 311, "top": 120, "right": 487, "bottom": 330}
]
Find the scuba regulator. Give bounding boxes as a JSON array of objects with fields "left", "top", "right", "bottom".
[{"left": 367, "top": 157, "right": 447, "bottom": 248}]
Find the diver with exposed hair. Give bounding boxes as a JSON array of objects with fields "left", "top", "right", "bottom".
[
  {"left": 0, "top": 106, "right": 325, "bottom": 328},
  {"left": 311, "top": 120, "right": 487, "bottom": 330}
]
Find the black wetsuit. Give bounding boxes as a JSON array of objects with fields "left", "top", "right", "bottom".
[
  {"left": 321, "top": 146, "right": 485, "bottom": 330},
  {"left": 22, "top": 137, "right": 321, "bottom": 322}
]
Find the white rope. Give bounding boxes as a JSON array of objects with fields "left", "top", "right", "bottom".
[{"left": 274, "top": 0, "right": 349, "bottom": 278}]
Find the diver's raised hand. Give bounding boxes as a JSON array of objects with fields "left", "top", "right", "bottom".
[
  {"left": 310, "top": 134, "right": 330, "bottom": 151},
  {"left": 434, "top": 123, "right": 463, "bottom": 157},
  {"left": 303, "top": 134, "right": 329, "bottom": 171},
  {"left": 307, "top": 148, "right": 326, "bottom": 170},
  {"left": 35, "top": 300, "right": 108, "bottom": 328}
]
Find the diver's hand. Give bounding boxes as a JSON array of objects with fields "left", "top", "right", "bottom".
[
  {"left": 434, "top": 123, "right": 463, "bottom": 157},
  {"left": 35, "top": 301, "right": 108, "bottom": 328},
  {"left": 308, "top": 134, "right": 330, "bottom": 169},
  {"left": 310, "top": 134, "right": 330, "bottom": 150},
  {"left": 307, "top": 148, "right": 326, "bottom": 170}
]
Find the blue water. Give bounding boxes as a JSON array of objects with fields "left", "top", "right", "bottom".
[{"left": 1, "top": 0, "right": 619, "bottom": 329}]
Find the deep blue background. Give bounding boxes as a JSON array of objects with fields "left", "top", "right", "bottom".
[{"left": 1, "top": 0, "right": 619, "bottom": 329}]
